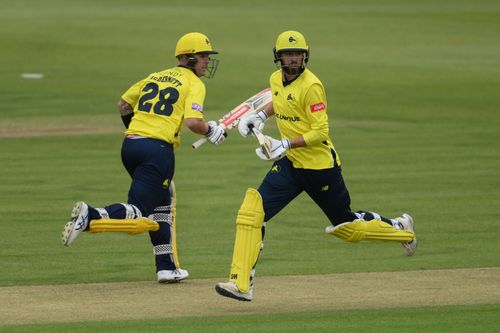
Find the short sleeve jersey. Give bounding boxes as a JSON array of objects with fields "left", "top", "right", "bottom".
[
  {"left": 269, "top": 68, "right": 341, "bottom": 169},
  {"left": 121, "top": 66, "right": 205, "bottom": 147}
]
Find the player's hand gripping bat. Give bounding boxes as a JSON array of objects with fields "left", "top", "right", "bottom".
[
  {"left": 247, "top": 124, "right": 272, "bottom": 159},
  {"left": 191, "top": 88, "right": 273, "bottom": 152}
]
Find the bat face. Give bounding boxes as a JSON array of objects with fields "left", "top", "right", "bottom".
[
  {"left": 220, "top": 105, "right": 251, "bottom": 128},
  {"left": 192, "top": 88, "right": 272, "bottom": 149},
  {"left": 249, "top": 89, "right": 271, "bottom": 110},
  {"left": 220, "top": 88, "right": 272, "bottom": 129}
]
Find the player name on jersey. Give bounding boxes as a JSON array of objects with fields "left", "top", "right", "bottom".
[{"left": 150, "top": 74, "right": 183, "bottom": 87}]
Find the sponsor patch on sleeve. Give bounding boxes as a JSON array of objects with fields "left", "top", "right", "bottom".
[
  {"left": 192, "top": 103, "right": 203, "bottom": 112},
  {"left": 310, "top": 102, "right": 326, "bottom": 113}
]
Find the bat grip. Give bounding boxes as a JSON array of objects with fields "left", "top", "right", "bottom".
[{"left": 191, "top": 137, "right": 208, "bottom": 149}]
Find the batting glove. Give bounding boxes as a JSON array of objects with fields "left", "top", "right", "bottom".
[
  {"left": 255, "top": 136, "right": 291, "bottom": 161},
  {"left": 206, "top": 121, "right": 227, "bottom": 145},
  {"left": 238, "top": 110, "right": 268, "bottom": 137}
]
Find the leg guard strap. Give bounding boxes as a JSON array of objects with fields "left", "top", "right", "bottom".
[
  {"left": 153, "top": 244, "right": 173, "bottom": 255},
  {"left": 122, "top": 203, "right": 142, "bottom": 219},
  {"left": 95, "top": 208, "right": 109, "bottom": 219},
  {"left": 149, "top": 205, "right": 173, "bottom": 223},
  {"left": 326, "top": 219, "right": 414, "bottom": 243}
]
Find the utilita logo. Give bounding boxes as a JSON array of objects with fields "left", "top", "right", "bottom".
[{"left": 310, "top": 102, "right": 326, "bottom": 112}]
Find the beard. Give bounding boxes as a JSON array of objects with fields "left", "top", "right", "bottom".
[{"left": 282, "top": 64, "right": 304, "bottom": 75}]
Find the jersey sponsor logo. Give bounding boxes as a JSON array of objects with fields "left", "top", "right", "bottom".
[
  {"left": 310, "top": 102, "right": 326, "bottom": 113},
  {"left": 287, "top": 93, "right": 293, "bottom": 101},
  {"left": 276, "top": 113, "right": 300, "bottom": 122},
  {"left": 191, "top": 103, "right": 203, "bottom": 112}
]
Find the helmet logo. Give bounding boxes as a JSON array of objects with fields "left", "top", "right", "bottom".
[
  {"left": 288, "top": 36, "right": 297, "bottom": 44},
  {"left": 205, "top": 38, "right": 210, "bottom": 45}
]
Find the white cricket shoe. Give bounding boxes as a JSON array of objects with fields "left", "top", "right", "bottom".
[
  {"left": 61, "top": 201, "right": 89, "bottom": 247},
  {"left": 395, "top": 213, "right": 417, "bottom": 256},
  {"left": 157, "top": 269, "right": 189, "bottom": 283},
  {"left": 215, "top": 281, "right": 253, "bottom": 302}
]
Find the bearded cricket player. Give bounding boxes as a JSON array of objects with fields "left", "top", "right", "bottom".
[{"left": 215, "top": 30, "right": 417, "bottom": 301}]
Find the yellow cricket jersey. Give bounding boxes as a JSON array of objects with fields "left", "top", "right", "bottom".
[
  {"left": 269, "top": 68, "right": 341, "bottom": 170},
  {"left": 121, "top": 66, "right": 205, "bottom": 147}
]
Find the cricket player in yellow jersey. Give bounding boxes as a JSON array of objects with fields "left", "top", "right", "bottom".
[
  {"left": 61, "top": 32, "right": 226, "bottom": 283},
  {"left": 215, "top": 31, "right": 417, "bottom": 301}
]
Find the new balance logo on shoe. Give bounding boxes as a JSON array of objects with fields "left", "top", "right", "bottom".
[{"left": 75, "top": 215, "right": 88, "bottom": 231}]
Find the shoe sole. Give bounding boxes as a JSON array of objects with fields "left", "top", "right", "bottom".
[
  {"left": 61, "top": 221, "right": 74, "bottom": 246},
  {"left": 401, "top": 214, "right": 417, "bottom": 256},
  {"left": 215, "top": 284, "right": 252, "bottom": 302},
  {"left": 61, "top": 202, "right": 85, "bottom": 246}
]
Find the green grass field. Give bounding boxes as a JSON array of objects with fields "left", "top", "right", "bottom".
[{"left": 1, "top": 0, "right": 500, "bottom": 332}]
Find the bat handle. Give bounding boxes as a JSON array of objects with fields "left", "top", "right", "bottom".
[
  {"left": 192, "top": 137, "right": 208, "bottom": 149},
  {"left": 248, "top": 124, "right": 264, "bottom": 138},
  {"left": 248, "top": 123, "right": 256, "bottom": 135}
]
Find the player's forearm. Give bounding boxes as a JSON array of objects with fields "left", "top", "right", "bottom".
[
  {"left": 262, "top": 102, "right": 275, "bottom": 118},
  {"left": 286, "top": 131, "right": 324, "bottom": 149},
  {"left": 118, "top": 99, "right": 133, "bottom": 116},
  {"left": 118, "top": 99, "right": 134, "bottom": 128},
  {"left": 185, "top": 118, "right": 209, "bottom": 135},
  {"left": 288, "top": 136, "right": 307, "bottom": 149},
  {"left": 302, "top": 126, "right": 329, "bottom": 146}
]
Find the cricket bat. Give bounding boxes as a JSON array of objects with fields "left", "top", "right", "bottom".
[{"left": 191, "top": 88, "right": 272, "bottom": 149}]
